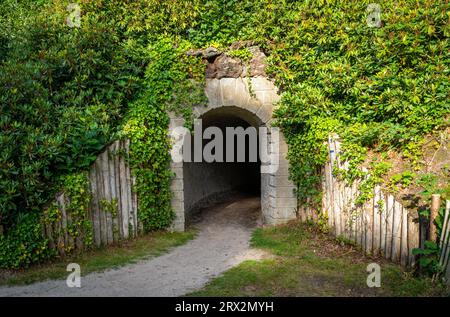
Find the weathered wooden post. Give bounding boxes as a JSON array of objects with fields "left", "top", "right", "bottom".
[{"left": 430, "top": 194, "right": 441, "bottom": 242}]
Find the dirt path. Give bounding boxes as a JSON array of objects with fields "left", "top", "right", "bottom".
[{"left": 0, "top": 196, "right": 267, "bottom": 297}]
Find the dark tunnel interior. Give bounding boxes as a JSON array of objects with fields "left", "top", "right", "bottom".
[{"left": 183, "top": 110, "right": 261, "bottom": 216}]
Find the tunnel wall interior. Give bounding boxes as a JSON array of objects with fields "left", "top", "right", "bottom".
[
  {"left": 183, "top": 114, "right": 260, "bottom": 216},
  {"left": 183, "top": 161, "right": 260, "bottom": 216}
]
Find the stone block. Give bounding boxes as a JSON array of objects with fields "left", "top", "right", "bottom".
[
  {"left": 220, "top": 78, "right": 237, "bottom": 106},
  {"left": 205, "top": 79, "right": 222, "bottom": 106},
  {"left": 171, "top": 200, "right": 184, "bottom": 212},
  {"left": 170, "top": 161, "right": 183, "bottom": 169},
  {"left": 269, "top": 175, "right": 295, "bottom": 187},
  {"left": 250, "top": 76, "right": 277, "bottom": 92},
  {"left": 246, "top": 96, "right": 263, "bottom": 114},
  {"left": 172, "top": 167, "right": 183, "bottom": 179},
  {"left": 255, "top": 103, "right": 273, "bottom": 123},
  {"left": 275, "top": 186, "right": 297, "bottom": 198},
  {"left": 233, "top": 77, "right": 252, "bottom": 107},
  {"left": 169, "top": 218, "right": 185, "bottom": 232},
  {"left": 272, "top": 163, "right": 290, "bottom": 176},
  {"left": 170, "top": 179, "right": 184, "bottom": 191},
  {"left": 275, "top": 206, "right": 297, "bottom": 220},
  {"left": 262, "top": 90, "right": 281, "bottom": 105},
  {"left": 270, "top": 217, "right": 297, "bottom": 226},
  {"left": 172, "top": 190, "right": 184, "bottom": 201},
  {"left": 276, "top": 197, "right": 298, "bottom": 208}
]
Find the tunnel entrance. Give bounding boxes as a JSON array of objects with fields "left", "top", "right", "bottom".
[
  {"left": 168, "top": 76, "right": 298, "bottom": 231},
  {"left": 183, "top": 108, "right": 261, "bottom": 222}
]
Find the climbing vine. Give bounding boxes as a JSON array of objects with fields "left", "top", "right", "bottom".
[
  {"left": 122, "top": 39, "right": 206, "bottom": 232},
  {"left": 43, "top": 172, "right": 93, "bottom": 253},
  {"left": 58, "top": 172, "right": 93, "bottom": 249},
  {"left": 226, "top": 47, "right": 257, "bottom": 98}
]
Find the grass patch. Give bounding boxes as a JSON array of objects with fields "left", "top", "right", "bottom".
[
  {"left": 0, "top": 230, "right": 195, "bottom": 286},
  {"left": 189, "top": 222, "right": 449, "bottom": 297}
]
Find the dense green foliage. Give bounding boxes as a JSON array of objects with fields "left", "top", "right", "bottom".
[
  {"left": 122, "top": 39, "right": 206, "bottom": 231},
  {"left": 0, "top": 0, "right": 197, "bottom": 266},
  {"left": 0, "top": 212, "right": 55, "bottom": 268},
  {"left": 268, "top": 1, "right": 449, "bottom": 208},
  {"left": 1, "top": 0, "right": 448, "bottom": 268},
  {"left": 0, "top": 0, "right": 144, "bottom": 229}
]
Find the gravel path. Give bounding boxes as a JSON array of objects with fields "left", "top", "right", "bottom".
[{"left": 0, "top": 195, "right": 267, "bottom": 297}]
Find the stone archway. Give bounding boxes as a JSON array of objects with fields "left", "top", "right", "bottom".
[{"left": 169, "top": 75, "right": 297, "bottom": 231}]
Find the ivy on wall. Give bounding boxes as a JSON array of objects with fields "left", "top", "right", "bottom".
[
  {"left": 268, "top": 1, "right": 449, "bottom": 209},
  {"left": 56, "top": 172, "right": 93, "bottom": 250},
  {"left": 122, "top": 39, "right": 206, "bottom": 232}
]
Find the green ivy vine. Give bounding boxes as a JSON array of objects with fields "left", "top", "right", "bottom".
[
  {"left": 43, "top": 172, "right": 94, "bottom": 253},
  {"left": 122, "top": 38, "right": 207, "bottom": 232}
]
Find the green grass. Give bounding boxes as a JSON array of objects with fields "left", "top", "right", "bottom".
[
  {"left": 0, "top": 230, "right": 195, "bottom": 286},
  {"left": 189, "top": 222, "right": 449, "bottom": 297}
]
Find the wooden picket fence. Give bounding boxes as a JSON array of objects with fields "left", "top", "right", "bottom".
[
  {"left": 299, "top": 134, "right": 421, "bottom": 267},
  {"left": 438, "top": 200, "right": 450, "bottom": 282},
  {"left": 44, "top": 140, "right": 139, "bottom": 254},
  {"left": 44, "top": 192, "right": 85, "bottom": 253},
  {"left": 88, "top": 139, "right": 139, "bottom": 246}
]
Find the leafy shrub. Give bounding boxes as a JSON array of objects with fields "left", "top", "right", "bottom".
[
  {"left": 0, "top": 213, "right": 55, "bottom": 269},
  {"left": 412, "top": 241, "right": 441, "bottom": 275},
  {"left": 0, "top": 0, "right": 147, "bottom": 229},
  {"left": 269, "top": 0, "right": 449, "bottom": 207}
]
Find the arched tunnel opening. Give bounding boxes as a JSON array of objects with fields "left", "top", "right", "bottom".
[{"left": 183, "top": 107, "right": 262, "bottom": 223}]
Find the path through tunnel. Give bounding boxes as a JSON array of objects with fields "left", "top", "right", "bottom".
[{"left": 183, "top": 107, "right": 262, "bottom": 224}]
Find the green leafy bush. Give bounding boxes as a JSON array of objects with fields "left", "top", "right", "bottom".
[
  {"left": 412, "top": 241, "right": 441, "bottom": 275},
  {"left": 0, "top": 0, "right": 144, "bottom": 229},
  {"left": 0, "top": 213, "right": 56, "bottom": 268},
  {"left": 269, "top": 0, "right": 449, "bottom": 207}
]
